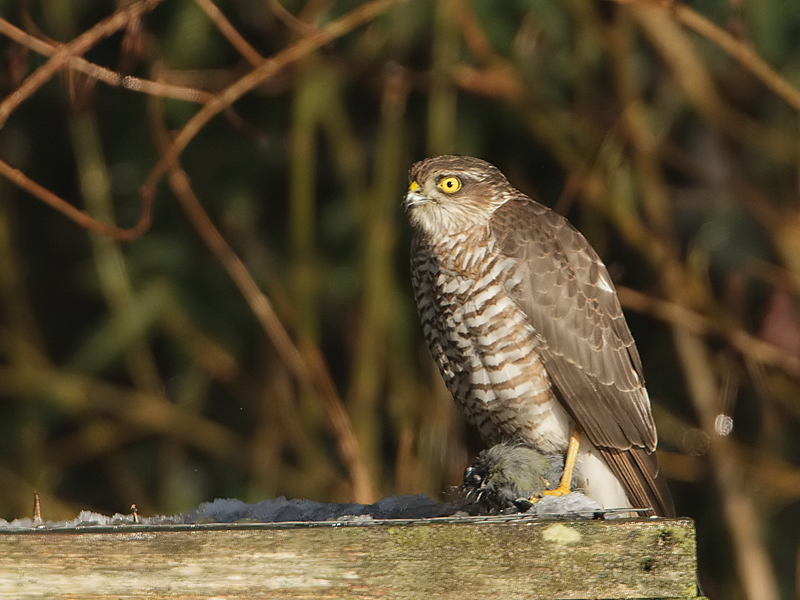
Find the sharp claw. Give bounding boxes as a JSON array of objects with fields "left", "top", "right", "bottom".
[{"left": 542, "top": 485, "right": 571, "bottom": 498}]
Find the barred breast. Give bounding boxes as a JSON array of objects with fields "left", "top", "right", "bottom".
[{"left": 411, "top": 226, "right": 573, "bottom": 455}]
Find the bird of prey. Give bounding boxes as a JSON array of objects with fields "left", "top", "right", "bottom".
[{"left": 404, "top": 155, "right": 674, "bottom": 517}]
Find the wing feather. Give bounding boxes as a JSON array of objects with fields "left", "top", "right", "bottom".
[
  {"left": 491, "top": 198, "right": 654, "bottom": 448},
  {"left": 491, "top": 197, "right": 674, "bottom": 516}
]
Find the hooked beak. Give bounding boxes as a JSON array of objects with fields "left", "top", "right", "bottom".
[{"left": 403, "top": 180, "right": 429, "bottom": 211}]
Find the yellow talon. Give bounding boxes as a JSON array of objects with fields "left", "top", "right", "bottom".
[{"left": 542, "top": 426, "right": 581, "bottom": 498}]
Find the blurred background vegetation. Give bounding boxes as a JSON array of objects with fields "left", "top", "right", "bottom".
[{"left": 1, "top": 0, "right": 800, "bottom": 597}]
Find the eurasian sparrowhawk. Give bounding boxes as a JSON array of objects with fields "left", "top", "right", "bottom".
[{"left": 404, "top": 155, "right": 674, "bottom": 517}]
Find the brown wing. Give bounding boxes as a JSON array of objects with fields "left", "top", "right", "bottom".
[{"left": 491, "top": 196, "right": 674, "bottom": 516}]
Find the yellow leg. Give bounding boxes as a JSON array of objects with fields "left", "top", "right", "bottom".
[{"left": 542, "top": 426, "right": 581, "bottom": 498}]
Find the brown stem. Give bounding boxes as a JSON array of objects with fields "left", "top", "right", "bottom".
[
  {"left": 618, "top": 286, "right": 800, "bottom": 378},
  {"left": 140, "top": 0, "right": 406, "bottom": 199},
  {"left": 0, "top": 0, "right": 165, "bottom": 128},
  {"left": 0, "top": 17, "right": 212, "bottom": 104},
  {"left": 649, "top": 0, "right": 800, "bottom": 114},
  {"left": 193, "top": 0, "right": 264, "bottom": 66},
  {"left": 673, "top": 328, "right": 780, "bottom": 600},
  {"left": 0, "top": 159, "right": 151, "bottom": 241},
  {"left": 147, "top": 100, "right": 377, "bottom": 503}
]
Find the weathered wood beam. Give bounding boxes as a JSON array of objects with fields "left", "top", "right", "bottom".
[{"left": 0, "top": 517, "right": 700, "bottom": 599}]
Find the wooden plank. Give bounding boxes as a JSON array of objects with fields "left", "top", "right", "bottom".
[{"left": 0, "top": 518, "right": 699, "bottom": 599}]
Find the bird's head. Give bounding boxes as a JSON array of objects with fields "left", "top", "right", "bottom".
[
  {"left": 404, "top": 155, "right": 512, "bottom": 236},
  {"left": 461, "top": 442, "right": 552, "bottom": 513}
]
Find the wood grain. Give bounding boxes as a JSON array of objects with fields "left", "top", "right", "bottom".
[{"left": 0, "top": 518, "right": 700, "bottom": 599}]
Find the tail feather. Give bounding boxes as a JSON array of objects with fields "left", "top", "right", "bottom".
[{"left": 599, "top": 446, "right": 675, "bottom": 517}]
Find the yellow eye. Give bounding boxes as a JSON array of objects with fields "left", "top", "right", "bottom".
[{"left": 438, "top": 176, "right": 462, "bottom": 193}]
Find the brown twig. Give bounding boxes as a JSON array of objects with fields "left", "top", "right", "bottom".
[
  {"left": 0, "top": 3, "right": 174, "bottom": 241},
  {"left": 193, "top": 0, "right": 264, "bottom": 66},
  {"left": 0, "top": 159, "right": 152, "bottom": 241},
  {"left": 628, "top": 2, "right": 799, "bottom": 162},
  {"left": 266, "top": 0, "right": 318, "bottom": 36},
  {"left": 0, "top": 0, "right": 165, "bottom": 128},
  {"left": 0, "top": 12, "right": 261, "bottom": 174},
  {"left": 140, "top": 0, "right": 406, "bottom": 200},
  {"left": 0, "top": 17, "right": 213, "bottom": 105},
  {"left": 623, "top": 0, "right": 800, "bottom": 115},
  {"left": 618, "top": 286, "right": 800, "bottom": 378},
  {"left": 147, "top": 100, "right": 377, "bottom": 503},
  {"left": 673, "top": 328, "right": 781, "bottom": 600}
]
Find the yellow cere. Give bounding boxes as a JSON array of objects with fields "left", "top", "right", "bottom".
[
  {"left": 408, "top": 181, "right": 420, "bottom": 192},
  {"left": 438, "top": 176, "right": 461, "bottom": 193}
]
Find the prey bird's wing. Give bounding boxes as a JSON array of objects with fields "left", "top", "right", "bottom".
[{"left": 491, "top": 196, "right": 674, "bottom": 516}]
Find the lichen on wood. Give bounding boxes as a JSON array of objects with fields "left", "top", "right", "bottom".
[{"left": 0, "top": 517, "right": 700, "bottom": 599}]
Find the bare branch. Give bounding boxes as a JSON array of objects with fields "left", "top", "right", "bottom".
[
  {"left": 612, "top": 0, "right": 800, "bottom": 115},
  {"left": 193, "top": 0, "right": 264, "bottom": 66},
  {"left": 141, "top": 0, "right": 407, "bottom": 198},
  {"left": 148, "top": 98, "right": 378, "bottom": 503},
  {"left": 0, "top": 0, "right": 166, "bottom": 128},
  {"left": 0, "top": 159, "right": 151, "bottom": 241},
  {"left": 0, "top": 17, "right": 213, "bottom": 104}
]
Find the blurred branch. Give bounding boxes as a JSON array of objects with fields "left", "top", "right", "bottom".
[
  {"left": 616, "top": 0, "right": 800, "bottom": 115},
  {"left": 427, "top": 0, "right": 459, "bottom": 155},
  {"left": 265, "top": 0, "right": 318, "bottom": 36},
  {"left": 0, "top": 158, "right": 152, "bottom": 241},
  {"left": 656, "top": 450, "right": 705, "bottom": 483},
  {"left": 628, "top": 3, "right": 800, "bottom": 162},
  {"left": 0, "top": 17, "right": 213, "bottom": 104},
  {"left": 46, "top": 418, "right": 147, "bottom": 471},
  {"left": 618, "top": 286, "right": 800, "bottom": 378},
  {"left": 348, "top": 65, "right": 410, "bottom": 481},
  {"left": 656, "top": 399, "right": 800, "bottom": 501},
  {"left": 70, "top": 109, "right": 164, "bottom": 393},
  {"left": 156, "top": 287, "right": 242, "bottom": 384},
  {"left": 147, "top": 99, "right": 378, "bottom": 503},
  {"left": 141, "top": 0, "right": 407, "bottom": 197},
  {"left": 659, "top": 443, "right": 800, "bottom": 500},
  {"left": 288, "top": 62, "right": 323, "bottom": 345},
  {"left": 603, "top": 12, "right": 677, "bottom": 248},
  {"left": 454, "top": 0, "right": 496, "bottom": 65},
  {"left": 0, "top": 0, "right": 165, "bottom": 128},
  {"left": 734, "top": 181, "right": 800, "bottom": 291},
  {"left": 672, "top": 328, "right": 780, "bottom": 600},
  {"left": 748, "top": 449, "right": 800, "bottom": 501},
  {"left": 0, "top": 187, "right": 46, "bottom": 364},
  {"left": 0, "top": 361, "right": 243, "bottom": 460},
  {"left": 193, "top": 0, "right": 263, "bottom": 66}
]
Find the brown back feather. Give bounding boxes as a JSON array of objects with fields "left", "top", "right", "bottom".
[{"left": 491, "top": 195, "right": 674, "bottom": 516}]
